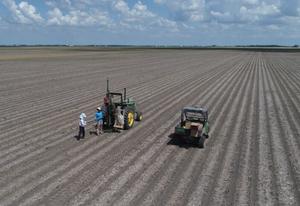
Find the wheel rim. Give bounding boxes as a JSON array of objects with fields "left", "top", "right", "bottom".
[{"left": 128, "top": 112, "right": 134, "bottom": 127}]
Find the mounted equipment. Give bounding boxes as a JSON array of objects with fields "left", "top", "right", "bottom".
[
  {"left": 103, "top": 79, "right": 142, "bottom": 130},
  {"left": 174, "top": 106, "right": 209, "bottom": 148}
]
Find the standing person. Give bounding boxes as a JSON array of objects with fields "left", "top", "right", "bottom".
[
  {"left": 78, "top": 113, "right": 87, "bottom": 140},
  {"left": 95, "top": 107, "right": 104, "bottom": 135}
]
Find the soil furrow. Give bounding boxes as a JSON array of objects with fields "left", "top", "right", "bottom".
[
  {"left": 263, "top": 56, "right": 300, "bottom": 205},
  {"left": 235, "top": 57, "right": 260, "bottom": 205},
  {"left": 185, "top": 54, "right": 254, "bottom": 206},
  {"left": 255, "top": 56, "right": 278, "bottom": 206},
  {"left": 192, "top": 55, "right": 254, "bottom": 206},
  {"left": 161, "top": 56, "right": 254, "bottom": 206}
]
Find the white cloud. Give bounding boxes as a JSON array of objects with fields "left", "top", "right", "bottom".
[
  {"left": 43, "top": 0, "right": 178, "bottom": 31},
  {"left": 44, "top": 0, "right": 113, "bottom": 27},
  {"left": 113, "top": 0, "right": 178, "bottom": 31},
  {"left": 0, "top": 15, "right": 4, "bottom": 25},
  {"left": 113, "top": 0, "right": 127, "bottom": 13},
  {"left": 0, "top": 15, "right": 8, "bottom": 29},
  {"left": 45, "top": 0, "right": 72, "bottom": 8},
  {"left": 204, "top": 0, "right": 283, "bottom": 24},
  {"left": 2, "top": 0, "right": 28, "bottom": 23},
  {"left": 280, "top": 15, "right": 300, "bottom": 26},
  {"left": 240, "top": 2, "right": 280, "bottom": 22},
  {"left": 210, "top": 11, "right": 233, "bottom": 22},
  {"left": 1, "top": 0, "right": 299, "bottom": 41},
  {"left": 45, "top": 0, "right": 110, "bottom": 10},
  {"left": 243, "top": 0, "right": 259, "bottom": 5},
  {"left": 155, "top": 0, "right": 205, "bottom": 22},
  {"left": 47, "top": 7, "right": 111, "bottom": 27},
  {"left": 266, "top": 24, "right": 280, "bottom": 30},
  {"left": 114, "top": 0, "right": 155, "bottom": 20},
  {"left": 18, "top": 2, "right": 44, "bottom": 23},
  {"left": 2, "top": 0, "right": 44, "bottom": 24},
  {"left": 253, "top": 3, "right": 280, "bottom": 16}
]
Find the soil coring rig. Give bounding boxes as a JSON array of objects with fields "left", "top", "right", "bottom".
[{"left": 103, "top": 79, "right": 142, "bottom": 131}]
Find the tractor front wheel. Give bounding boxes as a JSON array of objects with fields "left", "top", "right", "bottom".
[
  {"left": 135, "top": 111, "right": 143, "bottom": 121},
  {"left": 124, "top": 109, "right": 135, "bottom": 130}
]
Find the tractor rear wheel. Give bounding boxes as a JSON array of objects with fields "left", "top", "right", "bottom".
[
  {"left": 124, "top": 108, "right": 135, "bottom": 130},
  {"left": 197, "top": 136, "right": 205, "bottom": 148}
]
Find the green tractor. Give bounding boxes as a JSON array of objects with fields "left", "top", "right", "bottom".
[
  {"left": 103, "top": 79, "right": 142, "bottom": 130},
  {"left": 174, "top": 106, "right": 209, "bottom": 148}
]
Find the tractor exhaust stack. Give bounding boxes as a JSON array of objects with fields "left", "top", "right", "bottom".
[
  {"left": 106, "top": 78, "right": 110, "bottom": 93},
  {"left": 124, "top": 88, "right": 126, "bottom": 102}
]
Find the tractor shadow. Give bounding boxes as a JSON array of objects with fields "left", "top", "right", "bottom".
[
  {"left": 167, "top": 133, "right": 202, "bottom": 149},
  {"left": 89, "top": 131, "right": 98, "bottom": 135},
  {"left": 89, "top": 129, "right": 121, "bottom": 135}
]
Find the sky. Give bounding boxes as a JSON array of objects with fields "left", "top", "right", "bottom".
[{"left": 0, "top": 0, "right": 299, "bottom": 45}]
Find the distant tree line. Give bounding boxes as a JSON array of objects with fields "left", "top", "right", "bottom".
[{"left": 0, "top": 44, "right": 299, "bottom": 48}]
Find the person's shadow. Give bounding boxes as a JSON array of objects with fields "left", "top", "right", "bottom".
[{"left": 73, "top": 135, "right": 82, "bottom": 141}]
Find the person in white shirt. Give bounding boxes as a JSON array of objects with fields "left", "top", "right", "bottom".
[{"left": 78, "top": 113, "right": 87, "bottom": 140}]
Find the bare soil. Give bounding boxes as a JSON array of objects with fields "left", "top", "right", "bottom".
[{"left": 0, "top": 48, "right": 299, "bottom": 206}]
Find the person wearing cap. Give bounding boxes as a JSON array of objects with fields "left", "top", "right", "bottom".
[
  {"left": 78, "top": 113, "right": 87, "bottom": 140},
  {"left": 95, "top": 107, "right": 104, "bottom": 135}
]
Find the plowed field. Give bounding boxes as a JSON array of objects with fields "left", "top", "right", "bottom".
[{"left": 0, "top": 48, "right": 299, "bottom": 206}]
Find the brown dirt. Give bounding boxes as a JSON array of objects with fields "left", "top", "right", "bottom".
[{"left": 0, "top": 48, "right": 299, "bottom": 206}]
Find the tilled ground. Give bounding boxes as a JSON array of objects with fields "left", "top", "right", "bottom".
[{"left": 0, "top": 48, "right": 299, "bottom": 206}]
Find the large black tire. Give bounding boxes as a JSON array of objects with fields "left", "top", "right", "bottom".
[
  {"left": 135, "top": 111, "right": 143, "bottom": 121},
  {"left": 124, "top": 108, "right": 135, "bottom": 130},
  {"left": 197, "top": 136, "right": 205, "bottom": 148}
]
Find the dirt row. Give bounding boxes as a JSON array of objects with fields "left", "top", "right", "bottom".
[{"left": 0, "top": 48, "right": 299, "bottom": 206}]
